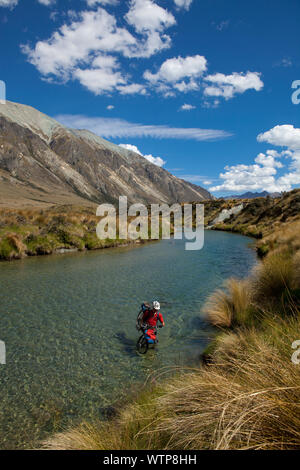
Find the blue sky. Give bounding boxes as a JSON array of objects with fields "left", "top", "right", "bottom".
[{"left": 1, "top": 0, "right": 300, "bottom": 196}]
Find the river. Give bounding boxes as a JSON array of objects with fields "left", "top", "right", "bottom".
[{"left": 0, "top": 230, "right": 256, "bottom": 449}]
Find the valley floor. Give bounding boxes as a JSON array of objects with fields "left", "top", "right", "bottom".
[
  {"left": 2, "top": 190, "right": 300, "bottom": 449},
  {"left": 42, "top": 191, "right": 300, "bottom": 450}
]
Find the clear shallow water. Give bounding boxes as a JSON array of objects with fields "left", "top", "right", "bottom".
[{"left": 0, "top": 231, "right": 256, "bottom": 449}]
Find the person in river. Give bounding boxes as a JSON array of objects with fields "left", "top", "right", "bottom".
[{"left": 140, "top": 301, "right": 165, "bottom": 344}]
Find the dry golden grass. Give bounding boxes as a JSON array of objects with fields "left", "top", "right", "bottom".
[
  {"left": 252, "top": 250, "right": 295, "bottom": 305},
  {"left": 203, "top": 278, "right": 253, "bottom": 328}
]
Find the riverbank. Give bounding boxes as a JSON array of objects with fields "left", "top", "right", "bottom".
[
  {"left": 2, "top": 190, "right": 299, "bottom": 262},
  {"left": 205, "top": 188, "right": 300, "bottom": 247},
  {"left": 44, "top": 215, "right": 300, "bottom": 450},
  {"left": 0, "top": 205, "right": 149, "bottom": 261}
]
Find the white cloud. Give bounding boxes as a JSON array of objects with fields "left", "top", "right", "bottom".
[
  {"left": 124, "top": 0, "right": 176, "bottom": 58},
  {"left": 211, "top": 124, "right": 300, "bottom": 194},
  {"left": 20, "top": 2, "right": 264, "bottom": 104},
  {"left": 37, "top": 0, "right": 56, "bottom": 6},
  {"left": 0, "top": 0, "right": 18, "bottom": 8},
  {"left": 257, "top": 125, "right": 300, "bottom": 150},
  {"left": 173, "top": 0, "right": 193, "bottom": 10},
  {"left": 74, "top": 55, "right": 126, "bottom": 94},
  {"left": 117, "top": 83, "right": 147, "bottom": 95},
  {"left": 106, "top": 105, "right": 114, "bottom": 110},
  {"left": 145, "top": 55, "right": 207, "bottom": 83},
  {"left": 126, "top": 0, "right": 176, "bottom": 33},
  {"left": 22, "top": 4, "right": 176, "bottom": 95},
  {"left": 180, "top": 103, "right": 196, "bottom": 111},
  {"left": 144, "top": 55, "right": 207, "bottom": 95},
  {"left": 119, "top": 143, "right": 166, "bottom": 167},
  {"left": 255, "top": 151, "right": 283, "bottom": 169},
  {"left": 204, "top": 71, "right": 264, "bottom": 100},
  {"left": 55, "top": 114, "right": 232, "bottom": 141},
  {"left": 210, "top": 161, "right": 281, "bottom": 193},
  {"left": 22, "top": 9, "right": 137, "bottom": 77}
]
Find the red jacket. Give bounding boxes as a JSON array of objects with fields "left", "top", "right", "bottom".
[{"left": 142, "top": 309, "right": 164, "bottom": 327}]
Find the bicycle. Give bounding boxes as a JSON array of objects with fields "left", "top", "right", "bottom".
[{"left": 136, "top": 323, "right": 163, "bottom": 354}]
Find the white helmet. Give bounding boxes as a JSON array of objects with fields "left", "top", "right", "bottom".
[{"left": 153, "top": 301, "right": 160, "bottom": 311}]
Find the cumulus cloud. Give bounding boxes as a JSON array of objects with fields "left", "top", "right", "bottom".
[
  {"left": 125, "top": 0, "right": 176, "bottom": 58},
  {"left": 119, "top": 143, "right": 166, "bottom": 167},
  {"left": 257, "top": 125, "right": 300, "bottom": 150},
  {"left": 173, "top": 0, "right": 193, "bottom": 10},
  {"left": 126, "top": 0, "right": 175, "bottom": 33},
  {"left": 0, "top": 0, "right": 18, "bottom": 8},
  {"left": 180, "top": 103, "right": 196, "bottom": 111},
  {"left": 21, "top": 2, "right": 177, "bottom": 95},
  {"left": 204, "top": 71, "right": 264, "bottom": 100},
  {"left": 211, "top": 125, "right": 300, "bottom": 194},
  {"left": 55, "top": 114, "right": 232, "bottom": 141},
  {"left": 20, "top": 2, "right": 264, "bottom": 103},
  {"left": 73, "top": 54, "right": 126, "bottom": 94},
  {"left": 107, "top": 105, "right": 114, "bottom": 110},
  {"left": 144, "top": 55, "right": 207, "bottom": 95},
  {"left": 22, "top": 9, "right": 135, "bottom": 77}
]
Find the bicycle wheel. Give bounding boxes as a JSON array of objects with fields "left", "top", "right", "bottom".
[{"left": 137, "top": 335, "right": 148, "bottom": 354}]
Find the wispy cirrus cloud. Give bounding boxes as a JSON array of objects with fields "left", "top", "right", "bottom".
[{"left": 55, "top": 114, "right": 232, "bottom": 141}]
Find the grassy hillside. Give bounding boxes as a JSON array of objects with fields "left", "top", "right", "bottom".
[
  {"left": 43, "top": 212, "right": 300, "bottom": 450},
  {"left": 204, "top": 188, "right": 300, "bottom": 240}
]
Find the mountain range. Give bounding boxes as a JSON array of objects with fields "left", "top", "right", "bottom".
[
  {"left": 0, "top": 101, "right": 212, "bottom": 208},
  {"left": 223, "top": 191, "right": 281, "bottom": 200}
]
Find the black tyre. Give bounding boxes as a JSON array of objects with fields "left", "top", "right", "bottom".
[{"left": 137, "top": 335, "right": 148, "bottom": 354}]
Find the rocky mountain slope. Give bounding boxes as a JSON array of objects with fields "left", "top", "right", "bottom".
[{"left": 0, "top": 101, "right": 212, "bottom": 207}]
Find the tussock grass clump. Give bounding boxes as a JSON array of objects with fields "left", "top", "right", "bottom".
[
  {"left": 203, "top": 278, "right": 253, "bottom": 328},
  {"left": 0, "top": 233, "right": 26, "bottom": 259},
  {"left": 253, "top": 250, "right": 295, "bottom": 304},
  {"left": 44, "top": 387, "right": 168, "bottom": 450}
]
